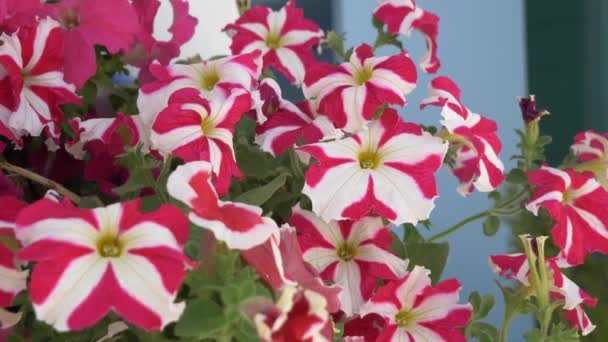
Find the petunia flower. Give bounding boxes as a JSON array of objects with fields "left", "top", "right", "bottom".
[
  {"left": 518, "top": 95, "right": 549, "bottom": 124},
  {"left": 490, "top": 253, "right": 597, "bottom": 335},
  {"left": 151, "top": 89, "right": 252, "bottom": 195},
  {"left": 66, "top": 113, "right": 149, "bottom": 160},
  {"left": 137, "top": 51, "right": 261, "bottom": 130},
  {"left": 291, "top": 207, "right": 408, "bottom": 316},
  {"left": 0, "top": 0, "right": 45, "bottom": 34},
  {"left": 167, "top": 161, "right": 279, "bottom": 250},
  {"left": 373, "top": 0, "right": 441, "bottom": 73},
  {"left": 253, "top": 286, "right": 332, "bottom": 342},
  {"left": 526, "top": 166, "right": 608, "bottom": 265},
  {"left": 241, "top": 224, "right": 342, "bottom": 313},
  {"left": 298, "top": 108, "right": 447, "bottom": 225},
  {"left": 46, "top": 0, "right": 140, "bottom": 88},
  {"left": 225, "top": 1, "right": 323, "bottom": 85},
  {"left": 421, "top": 76, "right": 504, "bottom": 196},
  {"left": 0, "top": 17, "right": 80, "bottom": 139},
  {"left": 131, "top": 0, "right": 198, "bottom": 66},
  {"left": 0, "top": 243, "right": 27, "bottom": 329},
  {"left": 342, "top": 313, "right": 385, "bottom": 342},
  {"left": 255, "top": 98, "right": 342, "bottom": 156},
  {"left": 303, "top": 44, "right": 416, "bottom": 132},
  {"left": 570, "top": 130, "right": 608, "bottom": 187},
  {"left": 360, "top": 266, "right": 472, "bottom": 342},
  {"left": 15, "top": 198, "right": 192, "bottom": 332}
]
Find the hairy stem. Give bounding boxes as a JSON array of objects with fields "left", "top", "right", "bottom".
[
  {"left": 0, "top": 160, "right": 82, "bottom": 204},
  {"left": 428, "top": 211, "right": 488, "bottom": 241}
]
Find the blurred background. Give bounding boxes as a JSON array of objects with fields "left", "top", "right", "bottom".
[{"left": 159, "top": 0, "right": 606, "bottom": 340}]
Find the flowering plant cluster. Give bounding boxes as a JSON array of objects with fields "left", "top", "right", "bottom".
[{"left": 0, "top": 0, "right": 605, "bottom": 341}]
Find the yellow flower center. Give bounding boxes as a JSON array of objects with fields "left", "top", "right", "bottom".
[
  {"left": 336, "top": 243, "right": 357, "bottom": 261},
  {"left": 352, "top": 65, "right": 374, "bottom": 86},
  {"left": 358, "top": 150, "right": 380, "bottom": 170},
  {"left": 394, "top": 310, "right": 415, "bottom": 327},
  {"left": 200, "top": 70, "right": 220, "bottom": 91},
  {"left": 562, "top": 189, "right": 576, "bottom": 205},
  {"left": 265, "top": 32, "right": 282, "bottom": 49},
  {"left": 96, "top": 235, "right": 124, "bottom": 258},
  {"left": 200, "top": 117, "right": 215, "bottom": 136}
]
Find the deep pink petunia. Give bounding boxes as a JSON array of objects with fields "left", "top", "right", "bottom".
[
  {"left": 167, "top": 161, "right": 279, "bottom": 250},
  {"left": 15, "top": 198, "right": 192, "bottom": 332},
  {"left": 0, "top": 0, "right": 45, "bottom": 34},
  {"left": 46, "top": 0, "right": 140, "bottom": 88},
  {"left": 421, "top": 76, "right": 504, "bottom": 196},
  {"left": 298, "top": 108, "right": 447, "bottom": 225},
  {"left": 292, "top": 207, "right": 407, "bottom": 316},
  {"left": 360, "top": 266, "right": 472, "bottom": 342},
  {"left": 0, "top": 18, "right": 80, "bottom": 139},
  {"left": 343, "top": 313, "right": 385, "bottom": 342},
  {"left": 526, "top": 166, "right": 608, "bottom": 265},
  {"left": 303, "top": 44, "right": 417, "bottom": 132},
  {"left": 490, "top": 253, "right": 597, "bottom": 335},
  {"left": 225, "top": 1, "right": 323, "bottom": 85},
  {"left": 373, "top": 0, "right": 441, "bottom": 73},
  {"left": 151, "top": 89, "right": 252, "bottom": 195}
]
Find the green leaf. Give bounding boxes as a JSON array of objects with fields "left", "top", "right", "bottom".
[
  {"left": 174, "top": 298, "right": 225, "bottom": 338},
  {"left": 389, "top": 231, "right": 406, "bottom": 259},
  {"left": 506, "top": 168, "right": 528, "bottom": 184},
  {"left": 483, "top": 216, "right": 500, "bottom": 236},
  {"left": 404, "top": 240, "right": 449, "bottom": 284},
  {"left": 234, "top": 174, "right": 288, "bottom": 206}
]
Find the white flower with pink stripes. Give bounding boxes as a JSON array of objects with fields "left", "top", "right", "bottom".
[
  {"left": 490, "top": 253, "right": 597, "bottom": 335},
  {"left": 0, "top": 17, "right": 80, "bottom": 139},
  {"left": 291, "top": 207, "right": 407, "bottom": 316},
  {"left": 225, "top": 1, "right": 323, "bottom": 85},
  {"left": 167, "top": 161, "right": 279, "bottom": 250},
  {"left": 151, "top": 89, "right": 252, "bottom": 195},
  {"left": 14, "top": 198, "right": 193, "bottom": 332},
  {"left": 526, "top": 166, "right": 608, "bottom": 266},
  {"left": 422, "top": 76, "right": 504, "bottom": 196},
  {"left": 303, "top": 44, "right": 417, "bottom": 132},
  {"left": 373, "top": 0, "right": 441, "bottom": 73},
  {"left": 137, "top": 51, "right": 261, "bottom": 130},
  {"left": 360, "top": 266, "right": 472, "bottom": 341},
  {"left": 298, "top": 108, "right": 447, "bottom": 225},
  {"left": 571, "top": 130, "right": 608, "bottom": 186}
]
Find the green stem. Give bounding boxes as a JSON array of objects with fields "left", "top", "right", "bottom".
[
  {"left": 428, "top": 211, "right": 489, "bottom": 241},
  {"left": 427, "top": 187, "right": 529, "bottom": 242},
  {"left": 499, "top": 311, "right": 515, "bottom": 342}
]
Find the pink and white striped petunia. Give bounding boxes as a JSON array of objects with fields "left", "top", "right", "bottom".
[
  {"left": 225, "top": 1, "right": 323, "bottom": 85},
  {"left": 421, "top": 76, "right": 504, "bottom": 196},
  {"left": 490, "top": 253, "right": 597, "bottom": 335},
  {"left": 373, "top": 0, "right": 441, "bottom": 73},
  {"left": 167, "top": 161, "right": 279, "bottom": 250},
  {"left": 526, "top": 166, "right": 608, "bottom": 266},
  {"left": 137, "top": 50, "right": 261, "bottom": 130},
  {"left": 0, "top": 243, "right": 27, "bottom": 329},
  {"left": 570, "top": 130, "right": 608, "bottom": 186},
  {"left": 303, "top": 44, "right": 417, "bottom": 132},
  {"left": 66, "top": 113, "right": 149, "bottom": 160},
  {"left": 360, "top": 266, "right": 472, "bottom": 342},
  {"left": 254, "top": 286, "right": 332, "bottom": 342},
  {"left": 255, "top": 99, "right": 342, "bottom": 156},
  {"left": 298, "top": 108, "right": 447, "bottom": 225},
  {"left": 291, "top": 207, "right": 408, "bottom": 316},
  {"left": 0, "top": 17, "right": 80, "bottom": 139},
  {"left": 151, "top": 89, "right": 252, "bottom": 195},
  {"left": 14, "top": 198, "right": 192, "bottom": 332}
]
